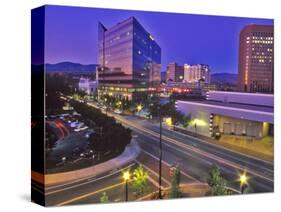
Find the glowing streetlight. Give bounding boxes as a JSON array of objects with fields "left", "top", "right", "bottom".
[
  {"left": 136, "top": 104, "right": 143, "bottom": 112},
  {"left": 123, "top": 171, "right": 130, "bottom": 181},
  {"left": 123, "top": 171, "right": 130, "bottom": 201},
  {"left": 165, "top": 117, "right": 173, "bottom": 127},
  {"left": 239, "top": 173, "right": 248, "bottom": 194},
  {"left": 240, "top": 174, "right": 247, "bottom": 185}
]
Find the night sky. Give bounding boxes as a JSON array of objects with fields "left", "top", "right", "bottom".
[{"left": 44, "top": 5, "right": 273, "bottom": 74}]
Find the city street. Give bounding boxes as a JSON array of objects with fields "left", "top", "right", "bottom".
[
  {"left": 33, "top": 160, "right": 166, "bottom": 206},
  {"left": 28, "top": 6, "right": 276, "bottom": 209},
  {"left": 109, "top": 111, "right": 273, "bottom": 193},
  {"left": 39, "top": 102, "right": 274, "bottom": 206}
]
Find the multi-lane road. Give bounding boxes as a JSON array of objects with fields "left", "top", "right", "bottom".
[
  {"left": 36, "top": 102, "right": 273, "bottom": 206},
  {"left": 113, "top": 113, "right": 273, "bottom": 193}
]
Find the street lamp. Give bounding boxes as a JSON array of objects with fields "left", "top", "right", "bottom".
[
  {"left": 239, "top": 173, "right": 248, "bottom": 194},
  {"left": 159, "top": 108, "right": 163, "bottom": 199},
  {"left": 123, "top": 171, "right": 130, "bottom": 201},
  {"left": 157, "top": 99, "right": 169, "bottom": 199},
  {"left": 136, "top": 104, "right": 142, "bottom": 112},
  {"left": 165, "top": 117, "right": 173, "bottom": 127}
]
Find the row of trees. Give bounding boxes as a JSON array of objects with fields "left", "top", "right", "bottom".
[
  {"left": 100, "top": 164, "right": 238, "bottom": 203},
  {"left": 46, "top": 74, "right": 73, "bottom": 115},
  {"left": 168, "top": 165, "right": 233, "bottom": 198},
  {"left": 100, "top": 94, "right": 132, "bottom": 111},
  {"left": 71, "top": 101, "right": 132, "bottom": 155}
]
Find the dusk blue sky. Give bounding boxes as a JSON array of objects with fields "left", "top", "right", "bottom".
[{"left": 44, "top": 5, "right": 273, "bottom": 74}]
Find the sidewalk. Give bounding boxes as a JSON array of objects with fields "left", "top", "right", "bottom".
[
  {"left": 32, "top": 140, "right": 141, "bottom": 186},
  {"left": 174, "top": 125, "right": 273, "bottom": 161},
  {"left": 137, "top": 183, "right": 210, "bottom": 200}
]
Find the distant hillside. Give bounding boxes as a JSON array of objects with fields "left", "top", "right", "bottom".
[
  {"left": 46, "top": 62, "right": 97, "bottom": 73},
  {"left": 211, "top": 73, "right": 238, "bottom": 85}
]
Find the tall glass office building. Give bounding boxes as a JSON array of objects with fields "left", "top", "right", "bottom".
[{"left": 97, "top": 17, "right": 161, "bottom": 101}]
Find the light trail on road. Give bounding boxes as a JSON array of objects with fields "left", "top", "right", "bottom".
[{"left": 113, "top": 114, "right": 273, "bottom": 183}]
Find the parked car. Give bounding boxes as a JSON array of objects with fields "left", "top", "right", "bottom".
[
  {"left": 114, "top": 109, "right": 122, "bottom": 114},
  {"left": 74, "top": 126, "right": 88, "bottom": 132}
]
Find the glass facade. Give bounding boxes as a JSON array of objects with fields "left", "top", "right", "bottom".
[{"left": 98, "top": 17, "right": 161, "bottom": 90}]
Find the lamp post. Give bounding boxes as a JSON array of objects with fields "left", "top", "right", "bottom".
[
  {"left": 239, "top": 173, "right": 248, "bottom": 194},
  {"left": 159, "top": 108, "right": 163, "bottom": 199},
  {"left": 157, "top": 99, "right": 169, "bottom": 199},
  {"left": 123, "top": 171, "right": 130, "bottom": 201}
]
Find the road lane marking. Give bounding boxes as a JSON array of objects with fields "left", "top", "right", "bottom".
[
  {"left": 147, "top": 176, "right": 165, "bottom": 190},
  {"left": 140, "top": 150, "right": 201, "bottom": 183},
  {"left": 135, "top": 117, "right": 273, "bottom": 173},
  {"left": 114, "top": 115, "right": 274, "bottom": 183},
  {"left": 135, "top": 159, "right": 171, "bottom": 186},
  {"left": 164, "top": 126, "right": 273, "bottom": 166},
  {"left": 45, "top": 163, "right": 136, "bottom": 195},
  {"left": 137, "top": 133, "right": 214, "bottom": 167},
  {"left": 56, "top": 181, "right": 125, "bottom": 206},
  {"left": 73, "top": 101, "right": 273, "bottom": 191}
]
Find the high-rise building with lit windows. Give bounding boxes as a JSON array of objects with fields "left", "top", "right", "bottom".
[
  {"left": 97, "top": 17, "right": 161, "bottom": 101},
  {"left": 183, "top": 64, "right": 211, "bottom": 84},
  {"left": 166, "top": 63, "right": 184, "bottom": 82},
  {"left": 238, "top": 25, "right": 274, "bottom": 93}
]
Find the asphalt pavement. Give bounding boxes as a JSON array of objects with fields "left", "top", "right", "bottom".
[{"left": 43, "top": 100, "right": 274, "bottom": 206}]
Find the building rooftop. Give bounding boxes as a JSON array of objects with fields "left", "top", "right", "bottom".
[
  {"left": 177, "top": 91, "right": 274, "bottom": 124},
  {"left": 186, "top": 100, "right": 273, "bottom": 114}
]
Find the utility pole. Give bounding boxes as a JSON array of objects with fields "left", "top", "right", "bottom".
[{"left": 158, "top": 107, "right": 163, "bottom": 199}]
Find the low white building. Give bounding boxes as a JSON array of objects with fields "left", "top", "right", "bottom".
[
  {"left": 176, "top": 91, "right": 273, "bottom": 138},
  {"left": 78, "top": 77, "right": 98, "bottom": 95}
]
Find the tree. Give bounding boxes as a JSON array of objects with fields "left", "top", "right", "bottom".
[
  {"left": 100, "top": 192, "right": 109, "bottom": 203},
  {"left": 207, "top": 165, "right": 229, "bottom": 196},
  {"left": 148, "top": 98, "right": 185, "bottom": 127},
  {"left": 182, "top": 113, "right": 192, "bottom": 128},
  {"left": 168, "top": 166, "right": 182, "bottom": 198},
  {"left": 132, "top": 165, "right": 149, "bottom": 196},
  {"left": 71, "top": 100, "right": 132, "bottom": 157}
]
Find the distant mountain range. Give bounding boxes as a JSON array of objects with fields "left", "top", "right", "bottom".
[
  {"left": 211, "top": 73, "right": 238, "bottom": 85},
  {"left": 44, "top": 62, "right": 237, "bottom": 85},
  {"left": 46, "top": 62, "right": 97, "bottom": 73}
]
